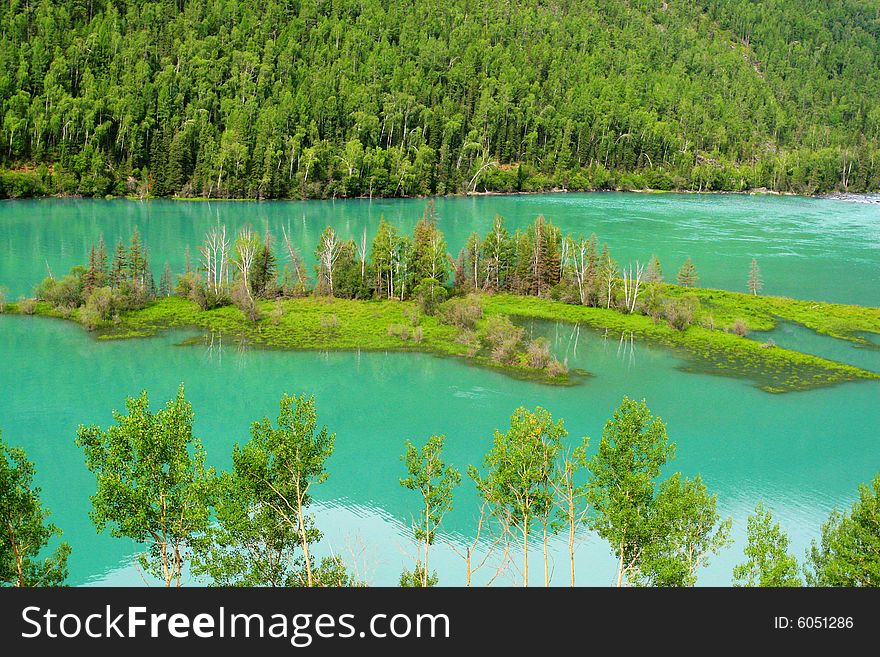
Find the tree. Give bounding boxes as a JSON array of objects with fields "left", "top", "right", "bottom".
[
  {"left": 235, "top": 394, "right": 336, "bottom": 587},
  {"left": 470, "top": 406, "right": 565, "bottom": 586},
  {"left": 0, "top": 432, "right": 70, "bottom": 587},
  {"left": 677, "top": 257, "right": 699, "bottom": 287},
  {"left": 159, "top": 262, "right": 173, "bottom": 297},
  {"left": 806, "top": 473, "right": 880, "bottom": 587},
  {"left": 480, "top": 215, "right": 513, "bottom": 290},
  {"left": 371, "top": 218, "right": 402, "bottom": 299},
  {"left": 748, "top": 258, "right": 763, "bottom": 295},
  {"left": 551, "top": 440, "right": 590, "bottom": 586},
  {"left": 75, "top": 385, "right": 214, "bottom": 587},
  {"left": 234, "top": 226, "right": 260, "bottom": 300},
  {"left": 411, "top": 201, "right": 449, "bottom": 286},
  {"left": 315, "top": 227, "right": 342, "bottom": 296},
  {"left": 636, "top": 473, "right": 732, "bottom": 586},
  {"left": 732, "top": 503, "right": 801, "bottom": 587},
  {"left": 192, "top": 397, "right": 351, "bottom": 587},
  {"left": 646, "top": 254, "right": 663, "bottom": 283},
  {"left": 587, "top": 397, "right": 675, "bottom": 586},
  {"left": 400, "top": 435, "right": 461, "bottom": 587}
]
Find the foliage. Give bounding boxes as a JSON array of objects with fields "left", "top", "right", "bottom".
[
  {"left": 732, "top": 503, "right": 802, "bottom": 587},
  {"left": 586, "top": 397, "right": 675, "bottom": 586},
  {"left": 193, "top": 394, "right": 340, "bottom": 587},
  {"left": 75, "top": 385, "right": 214, "bottom": 587},
  {"left": 0, "top": 432, "right": 70, "bottom": 587},
  {"left": 2, "top": 1, "right": 879, "bottom": 198},
  {"left": 806, "top": 474, "right": 880, "bottom": 587},
  {"left": 470, "top": 406, "right": 566, "bottom": 585},
  {"left": 400, "top": 435, "right": 460, "bottom": 587}
]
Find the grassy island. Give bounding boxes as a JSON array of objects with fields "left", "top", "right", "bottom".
[
  {"left": 3, "top": 212, "right": 878, "bottom": 393},
  {"left": 6, "top": 288, "right": 878, "bottom": 394}
]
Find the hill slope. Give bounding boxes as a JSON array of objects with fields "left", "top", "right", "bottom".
[{"left": 1, "top": 0, "right": 878, "bottom": 198}]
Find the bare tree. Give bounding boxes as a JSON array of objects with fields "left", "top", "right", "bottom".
[
  {"left": 234, "top": 226, "right": 259, "bottom": 301},
  {"left": 200, "top": 224, "right": 230, "bottom": 294},
  {"left": 621, "top": 261, "right": 645, "bottom": 313}
]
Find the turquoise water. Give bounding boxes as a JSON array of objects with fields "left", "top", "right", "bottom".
[
  {"left": 0, "top": 194, "right": 878, "bottom": 586},
  {"left": 1, "top": 193, "right": 878, "bottom": 305}
]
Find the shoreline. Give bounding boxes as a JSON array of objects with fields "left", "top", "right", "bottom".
[{"left": 2, "top": 185, "right": 875, "bottom": 204}]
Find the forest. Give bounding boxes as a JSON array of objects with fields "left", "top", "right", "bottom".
[{"left": 1, "top": 0, "right": 879, "bottom": 199}]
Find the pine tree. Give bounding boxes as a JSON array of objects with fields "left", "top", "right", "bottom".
[
  {"left": 677, "top": 257, "right": 699, "bottom": 287},
  {"left": 111, "top": 240, "right": 128, "bottom": 288},
  {"left": 128, "top": 229, "right": 145, "bottom": 290},
  {"left": 748, "top": 258, "right": 763, "bottom": 295},
  {"left": 159, "top": 262, "right": 173, "bottom": 296},
  {"left": 646, "top": 254, "right": 663, "bottom": 283}
]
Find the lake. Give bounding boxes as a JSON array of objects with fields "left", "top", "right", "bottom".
[{"left": 0, "top": 193, "right": 878, "bottom": 586}]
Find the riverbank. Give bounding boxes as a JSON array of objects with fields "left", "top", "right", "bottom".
[{"left": 4, "top": 287, "right": 878, "bottom": 393}]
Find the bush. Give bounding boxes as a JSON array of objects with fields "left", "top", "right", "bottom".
[
  {"left": 412, "top": 278, "right": 448, "bottom": 315},
  {"left": 412, "top": 326, "right": 423, "bottom": 343},
  {"left": 183, "top": 272, "right": 230, "bottom": 311},
  {"left": 18, "top": 297, "right": 36, "bottom": 315},
  {"left": 662, "top": 296, "right": 699, "bottom": 331},
  {"left": 439, "top": 294, "right": 483, "bottom": 329},
  {"left": 403, "top": 305, "right": 421, "bottom": 327},
  {"left": 231, "top": 280, "right": 259, "bottom": 323},
  {"left": 483, "top": 315, "right": 524, "bottom": 365},
  {"left": 730, "top": 319, "right": 749, "bottom": 337},
  {"left": 526, "top": 337, "right": 552, "bottom": 369},
  {"left": 36, "top": 271, "right": 85, "bottom": 310},
  {"left": 388, "top": 323, "right": 410, "bottom": 340},
  {"left": 81, "top": 286, "right": 114, "bottom": 329},
  {"left": 269, "top": 301, "right": 284, "bottom": 325},
  {"left": 0, "top": 286, "right": 6, "bottom": 313},
  {"left": 546, "top": 357, "right": 569, "bottom": 377},
  {"left": 320, "top": 313, "right": 339, "bottom": 331},
  {"left": 455, "top": 328, "right": 481, "bottom": 356}
]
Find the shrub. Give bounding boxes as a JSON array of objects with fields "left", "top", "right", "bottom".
[
  {"left": 412, "top": 278, "right": 448, "bottom": 315},
  {"left": 320, "top": 313, "right": 339, "bottom": 331},
  {"left": 81, "top": 286, "right": 114, "bottom": 329},
  {"left": 439, "top": 294, "right": 483, "bottom": 329},
  {"left": 546, "top": 357, "right": 569, "bottom": 378},
  {"left": 526, "top": 337, "right": 552, "bottom": 369},
  {"left": 662, "top": 296, "right": 699, "bottom": 331},
  {"left": 0, "top": 286, "right": 6, "bottom": 313},
  {"left": 269, "top": 301, "right": 284, "bottom": 325},
  {"left": 231, "top": 280, "right": 259, "bottom": 323},
  {"left": 403, "top": 305, "right": 421, "bottom": 327},
  {"left": 483, "top": 314, "right": 524, "bottom": 365},
  {"left": 455, "top": 328, "right": 481, "bottom": 356},
  {"left": 18, "top": 297, "right": 36, "bottom": 315},
  {"left": 412, "top": 326, "right": 423, "bottom": 343},
  {"left": 730, "top": 319, "right": 749, "bottom": 337}
]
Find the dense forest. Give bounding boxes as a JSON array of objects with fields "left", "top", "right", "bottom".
[{"left": 1, "top": 0, "right": 879, "bottom": 199}]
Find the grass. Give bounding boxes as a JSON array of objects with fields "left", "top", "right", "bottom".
[
  {"left": 481, "top": 294, "right": 879, "bottom": 393},
  {"left": 5, "top": 296, "right": 579, "bottom": 386},
  {"left": 5, "top": 286, "right": 879, "bottom": 393}
]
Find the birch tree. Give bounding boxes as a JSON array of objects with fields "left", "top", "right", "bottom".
[
  {"left": 551, "top": 440, "right": 591, "bottom": 586},
  {"left": 75, "top": 386, "right": 214, "bottom": 587},
  {"left": 587, "top": 397, "right": 674, "bottom": 587},
  {"left": 399, "top": 435, "right": 461, "bottom": 587},
  {"left": 0, "top": 432, "right": 71, "bottom": 587},
  {"left": 315, "top": 226, "right": 342, "bottom": 296},
  {"left": 470, "top": 406, "right": 565, "bottom": 586},
  {"left": 234, "top": 226, "right": 260, "bottom": 299}
]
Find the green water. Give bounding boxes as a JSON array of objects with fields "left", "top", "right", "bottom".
[{"left": 0, "top": 194, "right": 878, "bottom": 586}]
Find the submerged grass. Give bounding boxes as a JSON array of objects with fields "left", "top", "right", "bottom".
[
  {"left": 5, "top": 286, "right": 879, "bottom": 393},
  {"left": 481, "top": 294, "right": 879, "bottom": 393}
]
